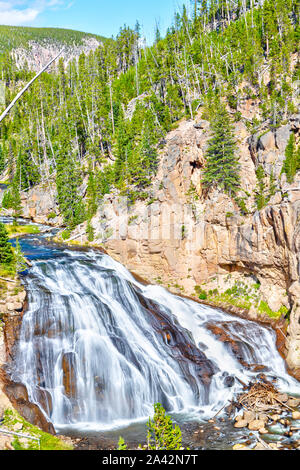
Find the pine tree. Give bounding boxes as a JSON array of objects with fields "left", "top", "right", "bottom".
[
  {"left": 55, "top": 122, "right": 85, "bottom": 229},
  {"left": 0, "top": 222, "right": 14, "bottom": 265},
  {"left": 11, "top": 179, "right": 22, "bottom": 225},
  {"left": 255, "top": 165, "right": 269, "bottom": 210},
  {"left": 146, "top": 403, "right": 183, "bottom": 451},
  {"left": 282, "top": 133, "right": 298, "bottom": 183},
  {"left": 202, "top": 101, "right": 240, "bottom": 196}
]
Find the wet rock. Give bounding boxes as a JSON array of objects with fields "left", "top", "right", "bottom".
[
  {"left": 35, "top": 387, "right": 53, "bottom": 416},
  {"left": 234, "top": 419, "right": 248, "bottom": 428},
  {"left": 292, "top": 411, "right": 300, "bottom": 420},
  {"left": 287, "top": 398, "right": 300, "bottom": 407},
  {"left": 232, "top": 443, "right": 249, "bottom": 450},
  {"left": 248, "top": 420, "right": 266, "bottom": 431},
  {"left": 62, "top": 352, "right": 77, "bottom": 398},
  {"left": 4, "top": 382, "right": 55, "bottom": 434},
  {"left": 243, "top": 411, "right": 256, "bottom": 423},
  {"left": 270, "top": 414, "right": 281, "bottom": 422}
]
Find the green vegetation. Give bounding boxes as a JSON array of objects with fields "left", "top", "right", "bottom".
[
  {"left": 118, "top": 403, "right": 184, "bottom": 451},
  {"left": 0, "top": 222, "right": 14, "bottom": 265},
  {"left": 282, "top": 133, "right": 300, "bottom": 183},
  {"left": 258, "top": 301, "right": 289, "bottom": 319},
  {"left": 202, "top": 100, "right": 240, "bottom": 196},
  {"left": 195, "top": 279, "right": 290, "bottom": 320},
  {"left": 3, "top": 408, "right": 73, "bottom": 451},
  {"left": 6, "top": 224, "right": 40, "bottom": 238},
  {"left": 0, "top": 25, "right": 108, "bottom": 52}
]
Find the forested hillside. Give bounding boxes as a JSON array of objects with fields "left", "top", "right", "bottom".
[
  {"left": 0, "top": 25, "right": 107, "bottom": 53},
  {"left": 0, "top": 0, "right": 299, "bottom": 234}
]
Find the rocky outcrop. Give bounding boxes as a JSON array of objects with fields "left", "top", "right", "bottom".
[{"left": 13, "top": 37, "right": 102, "bottom": 72}]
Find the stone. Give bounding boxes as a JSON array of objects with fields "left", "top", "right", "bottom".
[
  {"left": 232, "top": 444, "right": 249, "bottom": 450},
  {"left": 270, "top": 414, "right": 281, "bottom": 422},
  {"left": 287, "top": 398, "right": 300, "bottom": 407},
  {"left": 234, "top": 420, "right": 248, "bottom": 429},
  {"left": 292, "top": 411, "right": 300, "bottom": 420},
  {"left": 258, "top": 131, "right": 276, "bottom": 151},
  {"left": 278, "top": 393, "right": 289, "bottom": 403},
  {"left": 13, "top": 422, "right": 23, "bottom": 432},
  {"left": 276, "top": 125, "right": 291, "bottom": 153},
  {"left": 243, "top": 411, "right": 256, "bottom": 423},
  {"left": 259, "top": 428, "right": 268, "bottom": 434},
  {"left": 248, "top": 420, "right": 265, "bottom": 431}
]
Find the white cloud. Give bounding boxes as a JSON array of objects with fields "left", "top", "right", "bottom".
[{"left": 0, "top": 0, "right": 70, "bottom": 25}]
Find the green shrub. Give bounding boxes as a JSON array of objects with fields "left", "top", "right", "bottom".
[
  {"left": 61, "top": 230, "right": 71, "bottom": 240},
  {"left": 146, "top": 403, "right": 183, "bottom": 451}
]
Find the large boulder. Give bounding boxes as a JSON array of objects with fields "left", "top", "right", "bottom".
[{"left": 276, "top": 125, "right": 291, "bottom": 153}]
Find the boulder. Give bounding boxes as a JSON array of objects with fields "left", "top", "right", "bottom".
[
  {"left": 292, "top": 411, "right": 300, "bottom": 420},
  {"left": 276, "top": 125, "right": 291, "bottom": 153},
  {"left": 234, "top": 419, "right": 248, "bottom": 428},
  {"left": 258, "top": 131, "right": 276, "bottom": 151}
]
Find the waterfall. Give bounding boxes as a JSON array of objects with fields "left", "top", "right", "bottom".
[{"left": 8, "top": 245, "right": 299, "bottom": 433}]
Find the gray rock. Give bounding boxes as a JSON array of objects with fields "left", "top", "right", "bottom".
[
  {"left": 276, "top": 125, "right": 291, "bottom": 153},
  {"left": 258, "top": 131, "right": 276, "bottom": 151}
]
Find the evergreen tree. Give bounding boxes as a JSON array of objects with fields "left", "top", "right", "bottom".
[
  {"left": 0, "top": 222, "right": 14, "bottom": 265},
  {"left": 0, "top": 144, "right": 5, "bottom": 174},
  {"left": 14, "top": 238, "right": 27, "bottom": 272},
  {"left": 282, "top": 133, "right": 298, "bottom": 183},
  {"left": 202, "top": 101, "right": 240, "bottom": 196},
  {"left": 255, "top": 165, "right": 269, "bottom": 210},
  {"left": 146, "top": 403, "right": 183, "bottom": 451},
  {"left": 11, "top": 179, "right": 22, "bottom": 225},
  {"left": 55, "top": 122, "right": 85, "bottom": 229}
]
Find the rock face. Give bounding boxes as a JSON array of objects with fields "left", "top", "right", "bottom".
[{"left": 13, "top": 37, "right": 103, "bottom": 72}]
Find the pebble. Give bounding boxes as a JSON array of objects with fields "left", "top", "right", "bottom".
[{"left": 292, "top": 411, "right": 300, "bottom": 420}]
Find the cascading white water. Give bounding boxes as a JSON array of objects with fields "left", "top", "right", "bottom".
[{"left": 9, "top": 247, "right": 299, "bottom": 432}]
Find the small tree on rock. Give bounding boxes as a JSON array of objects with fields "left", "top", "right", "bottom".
[{"left": 202, "top": 101, "right": 240, "bottom": 196}]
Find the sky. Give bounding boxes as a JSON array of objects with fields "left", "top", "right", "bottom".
[{"left": 0, "top": 0, "right": 188, "bottom": 43}]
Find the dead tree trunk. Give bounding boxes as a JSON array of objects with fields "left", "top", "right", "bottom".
[{"left": 0, "top": 50, "right": 64, "bottom": 124}]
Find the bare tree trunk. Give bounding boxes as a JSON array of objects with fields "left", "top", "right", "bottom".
[{"left": 0, "top": 50, "right": 63, "bottom": 124}]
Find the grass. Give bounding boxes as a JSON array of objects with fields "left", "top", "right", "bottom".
[
  {"left": 258, "top": 301, "right": 289, "bottom": 320},
  {"left": 195, "top": 281, "right": 289, "bottom": 320},
  {"left": 6, "top": 224, "right": 40, "bottom": 238},
  {"left": 3, "top": 409, "right": 73, "bottom": 451}
]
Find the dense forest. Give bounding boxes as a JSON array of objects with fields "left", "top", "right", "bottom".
[{"left": 0, "top": 0, "right": 299, "bottom": 233}]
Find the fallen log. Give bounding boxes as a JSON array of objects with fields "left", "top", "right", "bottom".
[{"left": 0, "top": 50, "right": 64, "bottom": 124}]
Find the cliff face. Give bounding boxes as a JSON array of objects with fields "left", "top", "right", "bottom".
[{"left": 18, "top": 108, "right": 300, "bottom": 373}]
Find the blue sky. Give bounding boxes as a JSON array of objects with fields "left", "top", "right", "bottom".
[{"left": 0, "top": 0, "right": 188, "bottom": 43}]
